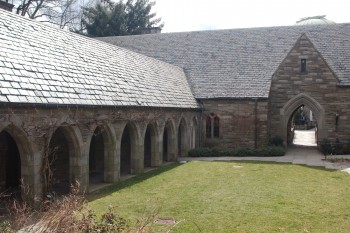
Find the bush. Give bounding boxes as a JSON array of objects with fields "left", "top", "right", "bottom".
[
  {"left": 318, "top": 138, "right": 350, "bottom": 155},
  {"left": 0, "top": 182, "right": 158, "bottom": 233},
  {"left": 269, "top": 136, "right": 284, "bottom": 147},
  {"left": 188, "top": 146, "right": 286, "bottom": 157}
]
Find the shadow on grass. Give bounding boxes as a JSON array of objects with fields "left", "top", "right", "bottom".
[{"left": 88, "top": 163, "right": 182, "bottom": 201}]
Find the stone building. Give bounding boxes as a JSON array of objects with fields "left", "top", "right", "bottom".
[
  {"left": 1, "top": 8, "right": 350, "bottom": 202},
  {"left": 0, "top": 10, "right": 199, "bottom": 201},
  {"left": 99, "top": 21, "right": 350, "bottom": 149}
]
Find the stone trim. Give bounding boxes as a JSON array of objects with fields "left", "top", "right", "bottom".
[{"left": 280, "top": 93, "right": 325, "bottom": 145}]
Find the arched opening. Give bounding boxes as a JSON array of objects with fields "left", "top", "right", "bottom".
[
  {"left": 89, "top": 126, "right": 105, "bottom": 185},
  {"left": 287, "top": 105, "right": 317, "bottom": 146},
  {"left": 163, "top": 120, "right": 176, "bottom": 162},
  {"left": 48, "top": 128, "right": 71, "bottom": 195},
  {"left": 281, "top": 93, "right": 325, "bottom": 147},
  {"left": 163, "top": 127, "right": 168, "bottom": 162},
  {"left": 178, "top": 119, "right": 187, "bottom": 156},
  {"left": 0, "top": 131, "right": 21, "bottom": 196},
  {"left": 191, "top": 117, "right": 199, "bottom": 149},
  {"left": 144, "top": 126, "right": 152, "bottom": 168},
  {"left": 120, "top": 124, "right": 134, "bottom": 176}
]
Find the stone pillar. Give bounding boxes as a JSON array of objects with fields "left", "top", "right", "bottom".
[
  {"left": 0, "top": 136, "right": 7, "bottom": 191},
  {"left": 152, "top": 133, "right": 162, "bottom": 167},
  {"left": 104, "top": 124, "right": 118, "bottom": 183},
  {"left": 132, "top": 123, "right": 144, "bottom": 174},
  {"left": 113, "top": 122, "right": 127, "bottom": 180}
]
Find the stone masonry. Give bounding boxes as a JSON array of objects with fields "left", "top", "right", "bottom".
[
  {"left": 0, "top": 106, "right": 199, "bottom": 202},
  {"left": 201, "top": 99, "right": 269, "bottom": 148},
  {"left": 268, "top": 34, "right": 350, "bottom": 144}
]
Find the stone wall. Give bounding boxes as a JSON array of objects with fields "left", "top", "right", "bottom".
[
  {"left": 0, "top": 105, "right": 199, "bottom": 202},
  {"left": 201, "top": 99, "right": 269, "bottom": 148},
  {"left": 268, "top": 34, "right": 350, "bottom": 145}
]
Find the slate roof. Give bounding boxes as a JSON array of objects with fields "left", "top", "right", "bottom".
[
  {"left": 0, "top": 9, "right": 198, "bottom": 109},
  {"left": 99, "top": 24, "right": 350, "bottom": 99}
]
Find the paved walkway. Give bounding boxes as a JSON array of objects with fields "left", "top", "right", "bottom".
[
  {"left": 179, "top": 147, "right": 350, "bottom": 173},
  {"left": 293, "top": 129, "right": 317, "bottom": 147}
]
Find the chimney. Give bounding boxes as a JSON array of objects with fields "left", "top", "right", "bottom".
[
  {"left": 0, "top": 1, "right": 14, "bottom": 12},
  {"left": 139, "top": 27, "right": 162, "bottom": 35}
]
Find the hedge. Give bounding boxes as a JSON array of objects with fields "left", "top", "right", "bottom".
[{"left": 188, "top": 146, "right": 286, "bottom": 157}]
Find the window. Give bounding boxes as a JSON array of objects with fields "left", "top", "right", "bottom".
[
  {"left": 301, "top": 59, "right": 307, "bottom": 73},
  {"left": 206, "top": 114, "right": 220, "bottom": 138}
]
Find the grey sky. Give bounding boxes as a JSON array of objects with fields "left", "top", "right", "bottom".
[{"left": 153, "top": 0, "right": 350, "bottom": 32}]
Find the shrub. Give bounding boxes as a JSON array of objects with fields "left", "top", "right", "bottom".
[
  {"left": 188, "top": 146, "right": 286, "bottom": 157},
  {"left": 269, "top": 136, "right": 284, "bottom": 147},
  {"left": 0, "top": 182, "right": 158, "bottom": 233}
]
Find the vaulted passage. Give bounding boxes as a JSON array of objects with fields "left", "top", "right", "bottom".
[
  {"left": 144, "top": 127, "right": 152, "bottom": 168},
  {"left": 48, "top": 128, "right": 71, "bottom": 195},
  {"left": 0, "top": 131, "right": 21, "bottom": 195},
  {"left": 178, "top": 119, "right": 187, "bottom": 156},
  {"left": 287, "top": 105, "right": 317, "bottom": 147},
  {"left": 89, "top": 126, "right": 105, "bottom": 184},
  {"left": 163, "top": 121, "right": 176, "bottom": 162},
  {"left": 163, "top": 127, "right": 169, "bottom": 162},
  {"left": 191, "top": 117, "right": 198, "bottom": 149},
  {"left": 120, "top": 125, "right": 132, "bottom": 175},
  {"left": 281, "top": 93, "right": 324, "bottom": 147}
]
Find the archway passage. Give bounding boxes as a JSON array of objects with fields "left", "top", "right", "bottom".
[
  {"left": 144, "top": 127, "right": 152, "bottom": 168},
  {"left": 178, "top": 119, "right": 187, "bottom": 156},
  {"left": 280, "top": 93, "right": 324, "bottom": 147},
  {"left": 163, "top": 127, "right": 169, "bottom": 162},
  {"left": 287, "top": 105, "right": 317, "bottom": 147},
  {"left": 89, "top": 126, "right": 105, "bottom": 185},
  {"left": 191, "top": 118, "right": 198, "bottom": 149},
  {"left": 0, "top": 131, "right": 21, "bottom": 194},
  {"left": 120, "top": 125, "right": 132, "bottom": 175},
  {"left": 48, "top": 128, "right": 70, "bottom": 195}
]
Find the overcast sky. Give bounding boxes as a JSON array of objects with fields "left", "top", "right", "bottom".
[{"left": 153, "top": 0, "right": 350, "bottom": 33}]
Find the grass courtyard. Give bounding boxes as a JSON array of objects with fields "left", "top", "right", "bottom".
[{"left": 89, "top": 161, "right": 350, "bottom": 232}]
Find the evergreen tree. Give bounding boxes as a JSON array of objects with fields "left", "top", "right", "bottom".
[{"left": 82, "top": 0, "right": 163, "bottom": 37}]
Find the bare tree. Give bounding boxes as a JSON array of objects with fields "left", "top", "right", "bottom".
[{"left": 13, "top": 0, "right": 96, "bottom": 31}]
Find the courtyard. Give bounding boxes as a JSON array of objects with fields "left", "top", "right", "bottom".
[{"left": 89, "top": 159, "right": 350, "bottom": 232}]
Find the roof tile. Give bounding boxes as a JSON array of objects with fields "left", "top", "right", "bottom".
[
  {"left": 0, "top": 9, "right": 198, "bottom": 109},
  {"left": 99, "top": 24, "right": 350, "bottom": 98}
]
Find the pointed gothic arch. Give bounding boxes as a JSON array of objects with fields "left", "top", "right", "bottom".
[
  {"left": 120, "top": 122, "right": 139, "bottom": 175},
  {"left": 143, "top": 123, "right": 159, "bottom": 168},
  {"left": 0, "top": 124, "right": 32, "bottom": 199},
  {"left": 163, "top": 119, "right": 176, "bottom": 162},
  {"left": 48, "top": 126, "right": 83, "bottom": 195},
  {"left": 178, "top": 118, "right": 189, "bottom": 157},
  {"left": 280, "top": 93, "right": 325, "bottom": 145},
  {"left": 88, "top": 124, "right": 116, "bottom": 187}
]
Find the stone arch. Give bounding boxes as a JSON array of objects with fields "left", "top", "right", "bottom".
[
  {"left": 178, "top": 118, "right": 189, "bottom": 157},
  {"left": 143, "top": 122, "right": 159, "bottom": 168},
  {"left": 119, "top": 122, "right": 139, "bottom": 175},
  {"left": 163, "top": 119, "right": 176, "bottom": 162},
  {"left": 88, "top": 124, "right": 116, "bottom": 187},
  {"left": 280, "top": 93, "right": 325, "bottom": 145},
  {"left": 0, "top": 124, "right": 32, "bottom": 200},
  {"left": 48, "top": 126, "right": 83, "bottom": 195},
  {"left": 190, "top": 117, "right": 199, "bottom": 149}
]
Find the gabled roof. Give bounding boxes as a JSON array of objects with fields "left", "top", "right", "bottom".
[
  {"left": 0, "top": 9, "right": 198, "bottom": 109},
  {"left": 99, "top": 24, "right": 350, "bottom": 99}
]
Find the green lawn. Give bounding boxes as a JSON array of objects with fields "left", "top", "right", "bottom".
[{"left": 89, "top": 161, "right": 350, "bottom": 232}]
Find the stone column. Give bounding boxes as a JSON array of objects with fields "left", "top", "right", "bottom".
[{"left": 104, "top": 124, "right": 118, "bottom": 183}]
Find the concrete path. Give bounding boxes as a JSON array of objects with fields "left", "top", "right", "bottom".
[
  {"left": 179, "top": 147, "right": 350, "bottom": 173},
  {"left": 293, "top": 129, "right": 317, "bottom": 147}
]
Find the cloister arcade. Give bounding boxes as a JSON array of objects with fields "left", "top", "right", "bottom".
[{"left": 0, "top": 108, "right": 199, "bottom": 202}]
